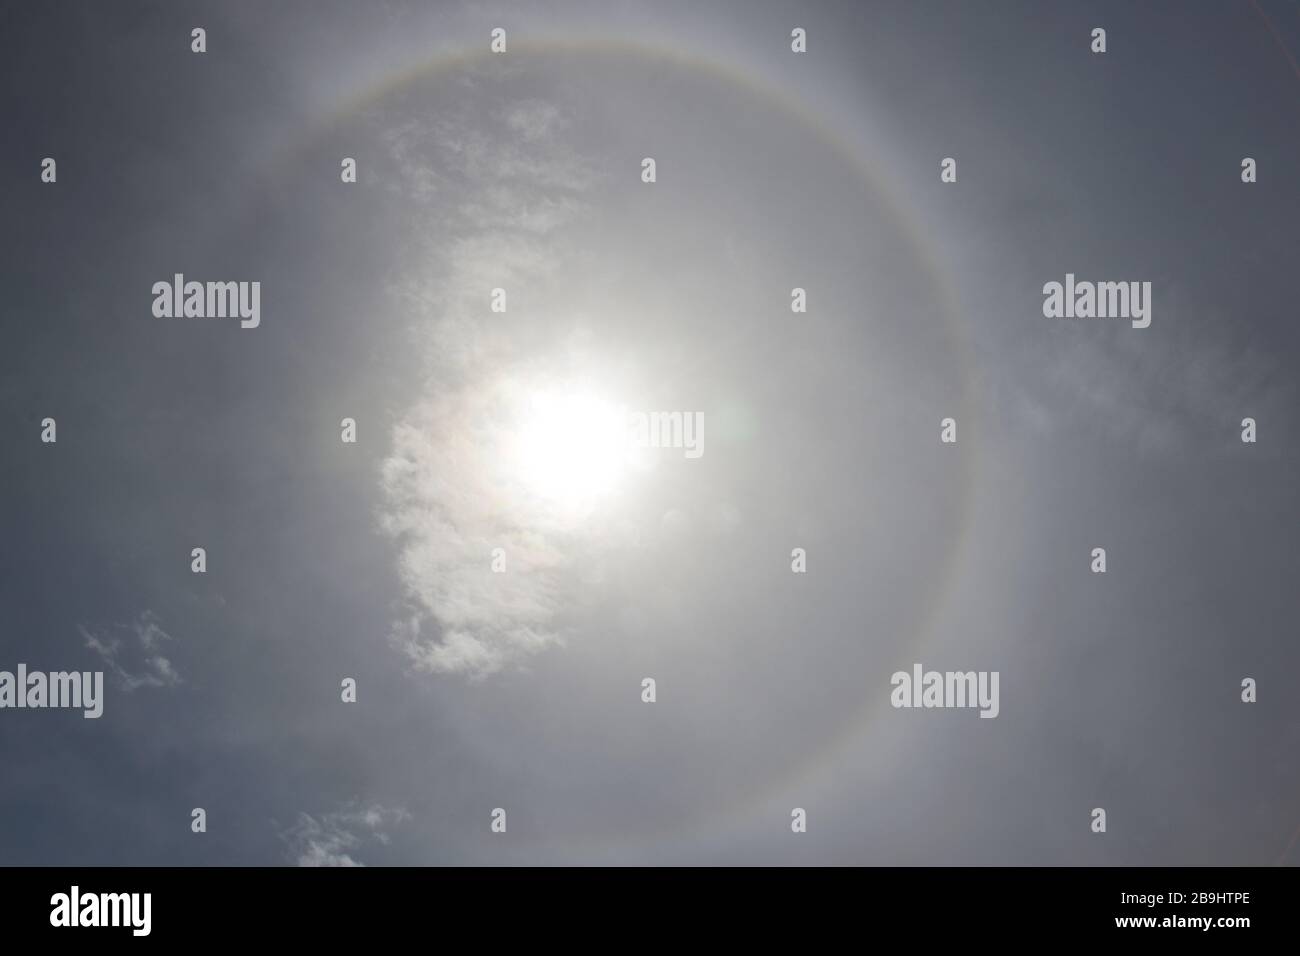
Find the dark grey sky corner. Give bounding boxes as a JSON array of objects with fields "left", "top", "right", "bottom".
[{"left": 1, "top": 0, "right": 1297, "bottom": 866}]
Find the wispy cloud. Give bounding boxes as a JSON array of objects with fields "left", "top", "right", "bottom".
[
  {"left": 376, "top": 90, "right": 601, "bottom": 678},
  {"left": 380, "top": 376, "right": 579, "bottom": 678},
  {"left": 993, "top": 283, "right": 1292, "bottom": 455},
  {"left": 280, "top": 805, "right": 410, "bottom": 868},
  {"left": 80, "top": 610, "right": 182, "bottom": 692}
]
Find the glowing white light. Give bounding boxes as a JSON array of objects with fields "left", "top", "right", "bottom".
[{"left": 509, "top": 390, "right": 631, "bottom": 513}]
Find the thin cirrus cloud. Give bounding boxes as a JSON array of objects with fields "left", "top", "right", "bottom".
[
  {"left": 280, "top": 805, "right": 410, "bottom": 868},
  {"left": 79, "top": 610, "right": 183, "bottom": 693},
  {"left": 993, "top": 289, "right": 1291, "bottom": 456}
]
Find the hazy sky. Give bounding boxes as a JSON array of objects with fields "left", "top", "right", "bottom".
[{"left": 2, "top": 0, "right": 1298, "bottom": 866}]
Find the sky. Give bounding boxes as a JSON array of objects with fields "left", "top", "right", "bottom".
[{"left": 1, "top": 0, "right": 1298, "bottom": 866}]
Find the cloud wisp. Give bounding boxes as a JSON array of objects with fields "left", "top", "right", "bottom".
[
  {"left": 280, "top": 805, "right": 410, "bottom": 868},
  {"left": 376, "top": 90, "right": 609, "bottom": 679},
  {"left": 79, "top": 610, "right": 182, "bottom": 693}
]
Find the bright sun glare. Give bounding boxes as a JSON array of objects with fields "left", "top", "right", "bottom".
[{"left": 509, "top": 390, "right": 635, "bottom": 514}]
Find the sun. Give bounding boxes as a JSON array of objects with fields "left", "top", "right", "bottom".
[{"left": 507, "top": 388, "right": 633, "bottom": 514}]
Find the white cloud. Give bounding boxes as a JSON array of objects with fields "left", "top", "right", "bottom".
[
  {"left": 80, "top": 610, "right": 182, "bottom": 692},
  {"left": 504, "top": 99, "right": 564, "bottom": 142},
  {"left": 377, "top": 93, "right": 603, "bottom": 679},
  {"left": 379, "top": 377, "right": 580, "bottom": 679},
  {"left": 280, "top": 805, "right": 410, "bottom": 868}
]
